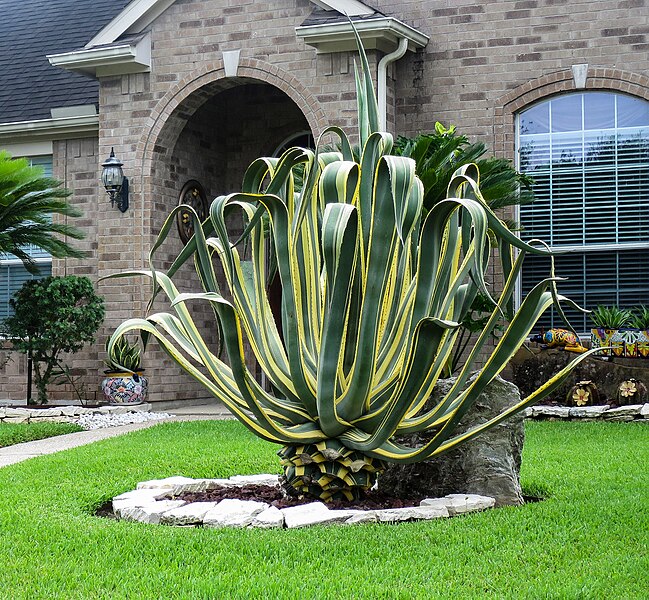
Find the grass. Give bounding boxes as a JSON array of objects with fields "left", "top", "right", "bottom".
[
  {"left": 0, "top": 420, "right": 646, "bottom": 599},
  {"left": 0, "top": 421, "right": 82, "bottom": 447}
]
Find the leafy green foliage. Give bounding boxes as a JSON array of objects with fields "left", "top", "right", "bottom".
[
  {"left": 0, "top": 421, "right": 82, "bottom": 448},
  {"left": 630, "top": 305, "right": 649, "bottom": 329},
  {"left": 0, "top": 420, "right": 646, "bottom": 599},
  {"left": 104, "top": 336, "right": 142, "bottom": 373},
  {"left": 589, "top": 305, "right": 633, "bottom": 329},
  {"left": 394, "top": 122, "right": 535, "bottom": 218},
  {"left": 0, "top": 151, "right": 85, "bottom": 272},
  {"left": 3, "top": 276, "right": 105, "bottom": 404}
]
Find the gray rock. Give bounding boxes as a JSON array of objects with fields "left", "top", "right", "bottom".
[
  {"left": 568, "top": 405, "right": 609, "bottom": 418},
  {"left": 435, "top": 493, "right": 495, "bottom": 516},
  {"left": 380, "top": 374, "right": 525, "bottom": 507},
  {"left": 535, "top": 406, "right": 571, "bottom": 418},
  {"left": 120, "top": 500, "right": 187, "bottom": 524},
  {"left": 28, "top": 408, "right": 62, "bottom": 417},
  {"left": 641, "top": 404, "right": 649, "bottom": 418},
  {"left": 5, "top": 407, "right": 31, "bottom": 418},
  {"left": 168, "top": 479, "right": 232, "bottom": 495},
  {"left": 60, "top": 406, "right": 80, "bottom": 416},
  {"left": 203, "top": 499, "right": 269, "bottom": 528},
  {"left": 3, "top": 416, "right": 29, "bottom": 424},
  {"left": 160, "top": 502, "right": 218, "bottom": 525},
  {"left": 346, "top": 505, "right": 449, "bottom": 525},
  {"left": 137, "top": 476, "right": 198, "bottom": 490},
  {"left": 281, "top": 502, "right": 360, "bottom": 528},
  {"left": 228, "top": 474, "right": 280, "bottom": 487},
  {"left": 112, "top": 489, "right": 169, "bottom": 513},
  {"left": 603, "top": 405, "right": 642, "bottom": 418},
  {"left": 99, "top": 405, "right": 131, "bottom": 415},
  {"left": 251, "top": 506, "right": 285, "bottom": 529}
]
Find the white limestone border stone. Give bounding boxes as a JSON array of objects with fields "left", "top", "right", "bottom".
[
  {"left": 526, "top": 404, "right": 648, "bottom": 421},
  {"left": 111, "top": 475, "right": 498, "bottom": 529},
  {"left": 2, "top": 403, "right": 647, "bottom": 425}
]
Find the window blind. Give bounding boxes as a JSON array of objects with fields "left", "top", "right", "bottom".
[{"left": 518, "top": 93, "right": 649, "bottom": 332}]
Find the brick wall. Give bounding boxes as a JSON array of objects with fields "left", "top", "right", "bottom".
[
  {"left": 9, "top": 0, "right": 647, "bottom": 404},
  {"left": 374, "top": 0, "right": 649, "bottom": 156},
  {"left": 1, "top": 137, "right": 104, "bottom": 403}
]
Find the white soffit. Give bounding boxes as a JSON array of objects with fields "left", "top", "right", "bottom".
[
  {"left": 0, "top": 115, "right": 99, "bottom": 144},
  {"left": 0, "top": 141, "right": 53, "bottom": 157},
  {"left": 296, "top": 17, "right": 429, "bottom": 54},
  {"left": 310, "top": 0, "right": 375, "bottom": 16},
  {"left": 47, "top": 33, "right": 152, "bottom": 78},
  {"left": 87, "top": 0, "right": 177, "bottom": 48}
]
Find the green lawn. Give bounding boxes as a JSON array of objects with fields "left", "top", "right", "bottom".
[
  {"left": 0, "top": 420, "right": 646, "bottom": 599},
  {"left": 0, "top": 421, "right": 82, "bottom": 447}
]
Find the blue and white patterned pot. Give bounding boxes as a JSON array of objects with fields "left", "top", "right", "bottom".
[{"left": 101, "top": 372, "right": 148, "bottom": 405}]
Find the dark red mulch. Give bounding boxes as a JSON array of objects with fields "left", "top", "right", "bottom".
[{"left": 174, "top": 484, "right": 428, "bottom": 510}]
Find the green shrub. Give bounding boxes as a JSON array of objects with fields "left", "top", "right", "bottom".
[{"left": 2, "top": 276, "right": 105, "bottom": 404}]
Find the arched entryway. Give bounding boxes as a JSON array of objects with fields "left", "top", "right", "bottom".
[{"left": 138, "top": 76, "right": 316, "bottom": 384}]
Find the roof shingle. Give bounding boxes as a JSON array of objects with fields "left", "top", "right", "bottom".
[{"left": 0, "top": 0, "right": 132, "bottom": 124}]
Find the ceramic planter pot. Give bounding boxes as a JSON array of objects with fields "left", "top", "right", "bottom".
[
  {"left": 101, "top": 371, "right": 148, "bottom": 405},
  {"left": 591, "top": 328, "right": 649, "bottom": 358}
]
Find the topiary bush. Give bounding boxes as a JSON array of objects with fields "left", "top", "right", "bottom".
[{"left": 2, "top": 275, "right": 105, "bottom": 404}]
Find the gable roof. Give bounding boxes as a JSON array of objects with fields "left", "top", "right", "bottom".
[
  {"left": 85, "top": 0, "right": 377, "bottom": 49},
  {"left": 0, "top": 0, "right": 131, "bottom": 125}
]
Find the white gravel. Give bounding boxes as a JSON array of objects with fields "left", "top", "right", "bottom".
[{"left": 76, "top": 411, "right": 174, "bottom": 430}]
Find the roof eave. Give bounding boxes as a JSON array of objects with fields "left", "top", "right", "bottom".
[
  {"left": 296, "top": 17, "right": 429, "bottom": 54},
  {"left": 47, "top": 34, "right": 151, "bottom": 78},
  {"left": 0, "top": 115, "right": 99, "bottom": 144}
]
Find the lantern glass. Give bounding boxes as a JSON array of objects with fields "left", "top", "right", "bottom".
[{"left": 101, "top": 149, "right": 124, "bottom": 194}]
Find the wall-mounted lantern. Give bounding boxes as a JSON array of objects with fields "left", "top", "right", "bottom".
[{"left": 101, "top": 148, "right": 129, "bottom": 213}]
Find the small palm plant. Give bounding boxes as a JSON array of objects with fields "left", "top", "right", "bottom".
[
  {"left": 0, "top": 151, "right": 85, "bottom": 269},
  {"left": 106, "top": 33, "right": 599, "bottom": 502}
]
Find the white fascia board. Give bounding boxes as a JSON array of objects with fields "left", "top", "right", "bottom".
[
  {"left": 0, "top": 140, "right": 53, "bottom": 157},
  {"left": 0, "top": 115, "right": 99, "bottom": 144},
  {"left": 47, "top": 34, "right": 151, "bottom": 78},
  {"left": 296, "top": 17, "right": 429, "bottom": 54},
  {"left": 87, "top": 0, "right": 177, "bottom": 48},
  {"left": 309, "top": 0, "right": 375, "bottom": 16}
]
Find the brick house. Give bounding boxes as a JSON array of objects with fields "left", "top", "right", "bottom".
[{"left": 1, "top": 0, "right": 648, "bottom": 405}]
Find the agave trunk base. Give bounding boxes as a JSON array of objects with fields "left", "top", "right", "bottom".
[{"left": 278, "top": 440, "right": 386, "bottom": 502}]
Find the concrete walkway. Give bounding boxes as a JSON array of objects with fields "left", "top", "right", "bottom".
[{"left": 0, "top": 402, "right": 233, "bottom": 469}]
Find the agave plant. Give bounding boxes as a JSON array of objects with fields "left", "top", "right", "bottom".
[
  {"left": 106, "top": 33, "right": 599, "bottom": 502},
  {"left": 104, "top": 335, "right": 142, "bottom": 373},
  {"left": 589, "top": 305, "right": 632, "bottom": 329},
  {"left": 630, "top": 305, "right": 649, "bottom": 330}
]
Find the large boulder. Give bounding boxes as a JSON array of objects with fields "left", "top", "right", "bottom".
[{"left": 379, "top": 374, "right": 525, "bottom": 507}]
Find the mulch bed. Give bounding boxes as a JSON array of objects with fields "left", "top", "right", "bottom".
[{"left": 174, "top": 484, "right": 428, "bottom": 511}]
